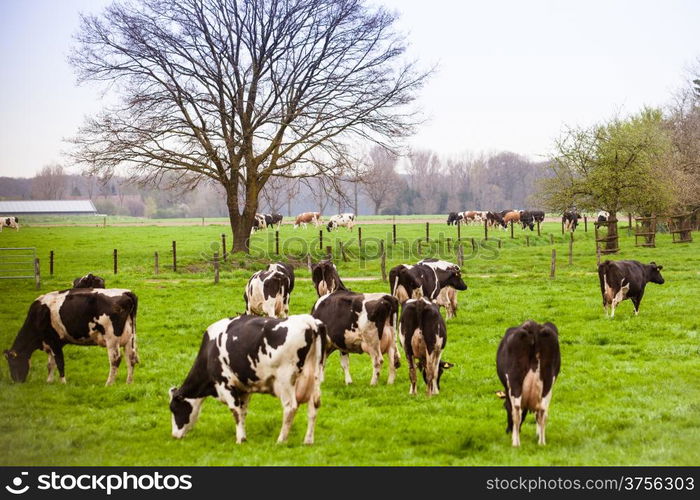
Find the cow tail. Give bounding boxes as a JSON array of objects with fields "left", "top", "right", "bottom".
[{"left": 125, "top": 291, "right": 139, "bottom": 363}]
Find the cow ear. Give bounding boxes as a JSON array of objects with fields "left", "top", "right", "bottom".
[
  {"left": 442, "top": 361, "right": 454, "bottom": 369},
  {"left": 656, "top": 265, "right": 663, "bottom": 271},
  {"left": 649, "top": 261, "right": 656, "bottom": 266},
  {"left": 169, "top": 387, "right": 179, "bottom": 400}
]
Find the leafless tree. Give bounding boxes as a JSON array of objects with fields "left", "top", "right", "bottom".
[
  {"left": 69, "top": 0, "right": 429, "bottom": 252},
  {"left": 31, "top": 164, "right": 67, "bottom": 200},
  {"left": 360, "top": 145, "right": 400, "bottom": 214}
]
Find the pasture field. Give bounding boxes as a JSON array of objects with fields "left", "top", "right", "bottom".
[{"left": 0, "top": 220, "right": 698, "bottom": 466}]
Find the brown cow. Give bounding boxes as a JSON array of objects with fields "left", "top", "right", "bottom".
[
  {"left": 294, "top": 212, "right": 322, "bottom": 229},
  {"left": 503, "top": 211, "right": 520, "bottom": 226}
]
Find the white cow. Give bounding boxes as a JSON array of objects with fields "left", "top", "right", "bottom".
[
  {"left": 326, "top": 213, "right": 355, "bottom": 232},
  {"left": 1, "top": 216, "right": 19, "bottom": 232}
]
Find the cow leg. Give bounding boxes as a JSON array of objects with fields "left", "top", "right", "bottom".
[
  {"left": 339, "top": 352, "right": 353, "bottom": 385},
  {"left": 368, "top": 345, "right": 383, "bottom": 386},
  {"left": 303, "top": 389, "right": 321, "bottom": 445},
  {"left": 263, "top": 300, "right": 277, "bottom": 318},
  {"left": 407, "top": 355, "right": 417, "bottom": 395},
  {"left": 631, "top": 292, "right": 643, "bottom": 316},
  {"left": 105, "top": 337, "right": 122, "bottom": 386},
  {"left": 124, "top": 335, "right": 138, "bottom": 384},
  {"left": 42, "top": 343, "right": 57, "bottom": 383},
  {"left": 384, "top": 325, "right": 397, "bottom": 385},
  {"left": 536, "top": 409, "right": 547, "bottom": 445},
  {"left": 232, "top": 393, "right": 251, "bottom": 444},
  {"left": 276, "top": 386, "right": 299, "bottom": 443},
  {"left": 510, "top": 396, "right": 522, "bottom": 447}
]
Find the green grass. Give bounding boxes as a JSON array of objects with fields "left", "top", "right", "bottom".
[{"left": 0, "top": 220, "right": 698, "bottom": 465}]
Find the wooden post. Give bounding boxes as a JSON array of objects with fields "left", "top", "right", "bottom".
[
  {"left": 537, "top": 220, "right": 541, "bottom": 236},
  {"left": 34, "top": 257, "right": 40, "bottom": 290},
  {"left": 339, "top": 241, "right": 348, "bottom": 262},
  {"left": 457, "top": 243, "right": 464, "bottom": 267},
  {"left": 510, "top": 221, "right": 514, "bottom": 239},
  {"left": 275, "top": 231, "right": 280, "bottom": 255},
  {"left": 498, "top": 239, "right": 502, "bottom": 249},
  {"left": 221, "top": 234, "right": 227, "bottom": 261},
  {"left": 584, "top": 216, "right": 588, "bottom": 232},
  {"left": 392, "top": 224, "right": 397, "bottom": 245},
  {"left": 358, "top": 227, "right": 362, "bottom": 248},
  {"left": 325, "top": 245, "right": 332, "bottom": 259},
  {"left": 628, "top": 212, "right": 632, "bottom": 229},
  {"left": 172, "top": 241, "right": 177, "bottom": 272},
  {"left": 447, "top": 238, "right": 452, "bottom": 253},
  {"left": 457, "top": 222, "right": 462, "bottom": 241},
  {"left": 471, "top": 237, "right": 476, "bottom": 252},
  {"left": 483, "top": 219, "right": 487, "bottom": 241},
  {"left": 596, "top": 246, "right": 601, "bottom": 268},
  {"left": 550, "top": 249, "right": 556, "bottom": 279},
  {"left": 550, "top": 233, "right": 554, "bottom": 245},
  {"left": 568, "top": 232, "right": 573, "bottom": 265},
  {"left": 417, "top": 240, "right": 422, "bottom": 256},
  {"left": 526, "top": 235, "right": 529, "bottom": 247},
  {"left": 561, "top": 220, "right": 564, "bottom": 234},
  {"left": 49, "top": 250, "right": 54, "bottom": 276},
  {"left": 202, "top": 217, "right": 204, "bottom": 226},
  {"left": 154, "top": 252, "right": 159, "bottom": 275},
  {"left": 380, "top": 240, "right": 387, "bottom": 282},
  {"left": 319, "top": 230, "right": 323, "bottom": 251},
  {"left": 113, "top": 249, "right": 118, "bottom": 274},
  {"left": 214, "top": 251, "right": 220, "bottom": 283},
  {"left": 426, "top": 222, "right": 430, "bottom": 242},
  {"left": 103, "top": 216, "right": 106, "bottom": 228}
]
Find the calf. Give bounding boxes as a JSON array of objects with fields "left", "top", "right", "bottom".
[
  {"left": 417, "top": 258, "right": 468, "bottom": 319},
  {"left": 244, "top": 262, "right": 295, "bottom": 318},
  {"left": 72, "top": 273, "right": 106, "bottom": 289},
  {"left": 294, "top": 212, "right": 322, "bottom": 229},
  {"left": 4, "top": 288, "right": 139, "bottom": 385},
  {"left": 1, "top": 216, "right": 19, "bottom": 231},
  {"left": 496, "top": 320, "right": 560, "bottom": 447},
  {"left": 169, "top": 314, "right": 325, "bottom": 444},
  {"left": 597, "top": 260, "right": 664, "bottom": 317},
  {"left": 399, "top": 298, "right": 448, "bottom": 395},
  {"left": 327, "top": 213, "right": 355, "bottom": 232}
]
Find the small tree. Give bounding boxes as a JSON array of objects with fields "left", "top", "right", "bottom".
[
  {"left": 359, "top": 146, "right": 400, "bottom": 214},
  {"left": 32, "top": 164, "right": 67, "bottom": 200}
]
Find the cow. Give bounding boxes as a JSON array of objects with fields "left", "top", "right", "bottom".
[
  {"left": 597, "top": 211, "right": 609, "bottom": 223},
  {"left": 417, "top": 258, "right": 468, "bottom": 319},
  {"left": 251, "top": 213, "right": 267, "bottom": 233},
  {"left": 310, "top": 259, "right": 347, "bottom": 297},
  {"left": 168, "top": 314, "right": 325, "bottom": 445},
  {"left": 327, "top": 213, "right": 355, "bottom": 232},
  {"left": 4, "top": 288, "right": 139, "bottom": 385},
  {"left": 486, "top": 211, "right": 506, "bottom": 229},
  {"left": 1, "top": 216, "right": 19, "bottom": 232},
  {"left": 519, "top": 211, "right": 535, "bottom": 231},
  {"left": 72, "top": 273, "right": 106, "bottom": 289},
  {"left": 399, "top": 298, "right": 448, "bottom": 395},
  {"left": 244, "top": 262, "right": 295, "bottom": 318},
  {"left": 294, "top": 212, "right": 322, "bottom": 229},
  {"left": 562, "top": 210, "right": 581, "bottom": 232},
  {"left": 446, "top": 212, "right": 463, "bottom": 226},
  {"left": 531, "top": 210, "right": 545, "bottom": 223},
  {"left": 597, "top": 260, "right": 664, "bottom": 318},
  {"left": 496, "top": 320, "right": 561, "bottom": 447},
  {"left": 264, "top": 213, "right": 284, "bottom": 229},
  {"left": 310, "top": 260, "right": 399, "bottom": 385},
  {"left": 390, "top": 261, "right": 467, "bottom": 308},
  {"left": 503, "top": 210, "right": 521, "bottom": 227}
]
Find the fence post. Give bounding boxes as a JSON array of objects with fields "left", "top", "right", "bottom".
[
  {"left": 498, "top": 239, "right": 502, "bottom": 249},
  {"left": 103, "top": 216, "right": 106, "bottom": 228},
  {"left": 325, "top": 245, "right": 332, "bottom": 259},
  {"left": 49, "top": 250, "right": 54, "bottom": 276},
  {"left": 34, "top": 257, "right": 40, "bottom": 290},
  {"left": 172, "top": 241, "right": 177, "bottom": 272},
  {"left": 447, "top": 237, "right": 452, "bottom": 253},
  {"left": 596, "top": 246, "right": 601, "bottom": 268},
  {"left": 380, "top": 240, "right": 387, "bottom": 282},
  {"left": 483, "top": 219, "right": 487, "bottom": 241},
  {"left": 214, "top": 251, "right": 220, "bottom": 283},
  {"left": 561, "top": 220, "right": 564, "bottom": 234},
  {"left": 307, "top": 253, "right": 312, "bottom": 272},
  {"left": 457, "top": 222, "right": 461, "bottom": 241},
  {"left": 221, "top": 234, "right": 227, "bottom": 261},
  {"left": 358, "top": 227, "right": 362, "bottom": 249},
  {"left": 319, "top": 230, "right": 323, "bottom": 251},
  {"left": 510, "top": 221, "right": 514, "bottom": 239},
  {"left": 113, "top": 249, "right": 118, "bottom": 274},
  {"left": 426, "top": 222, "right": 430, "bottom": 242},
  {"left": 392, "top": 224, "right": 397, "bottom": 245},
  {"left": 155, "top": 251, "right": 159, "bottom": 275},
  {"left": 526, "top": 235, "right": 529, "bottom": 247},
  {"left": 584, "top": 216, "right": 588, "bottom": 232},
  {"left": 457, "top": 243, "right": 464, "bottom": 267},
  {"left": 568, "top": 232, "right": 573, "bottom": 265},
  {"left": 471, "top": 237, "right": 476, "bottom": 252},
  {"left": 275, "top": 231, "right": 280, "bottom": 255},
  {"left": 339, "top": 241, "right": 348, "bottom": 262},
  {"left": 202, "top": 217, "right": 205, "bottom": 226},
  {"left": 550, "top": 249, "right": 556, "bottom": 279},
  {"left": 537, "top": 221, "right": 541, "bottom": 236}
]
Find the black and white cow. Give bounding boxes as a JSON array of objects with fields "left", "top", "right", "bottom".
[
  {"left": 72, "top": 273, "right": 106, "bottom": 289},
  {"left": 399, "top": 298, "right": 448, "bottom": 395},
  {"left": 531, "top": 210, "right": 545, "bottom": 223},
  {"left": 4, "top": 288, "right": 139, "bottom": 385},
  {"left": 310, "top": 260, "right": 399, "bottom": 385},
  {"left": 519, "top": 211, "right": 535, "bottom": 231},
  {"left": 251, "top": 213, "right": 267, "bottom": 233},
  {"left": 446, "top": 212, "right": 463, "bottom": 226},
  {"left": 1, "top": 216, "right": 19, "bottom": 232},
  {"left": 562, "top": 210, "right": 581, "bottom": 232},
  {"left": 326, "top": 213, "right": 355, "bottom": 232},
  {"left": 169, "top": 314, "right": 325, "bottom": 444},
  {"left": 597, "top": 260, "right": 664, "bottom": 318},
  {"left": 486, "top": 211, "right": 506, "bottom": 229},
  {"left": 597, "top": 211, "right": 609, "bottom": 223},
  {"left": 244, "top": 262, "right": 295, "bottom": 318},
  {"left": 417, "top": 258, "right": 468, "bottom": 319},
  {"left": 496, "top": 320, "right": 561, "bottom": 447},
  {"left": 310, "top": 259, "right": 348, "bottom": 297},
  {"left": 264, "top": 213, "right": 284, "bottom": 229},
  {"left": 390, "top": 261, "right": 467, "bottom": 310}
]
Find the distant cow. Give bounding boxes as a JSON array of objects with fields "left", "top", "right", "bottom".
[
  {"left": 597, "top": 260, "right": 664, "bottom": 317},
  {"left": 244, "top": 262, "right": 295, "bottom": 318},
  {"left": 294, "top": 212, "right": 322, "bottom": 229},
  {"left": 446, "top": 212, "right": 463, "bottom": 226},
  {"left": 531, "top": 210, "right": 545, "bottom": 223},
  {"left": 251, "top": 213, "right": 267, "bottom": 233},
  {"left": 417, "top": 258, "right": 467, "bottom": 319},
  {"left": 4, "top": 288, "right": 139, "bottom": 385},
  {"left": 311, "top": 260, "right": 399, "bottom": 385},
  {"left": 503, "top": 211, "right": 520, "bottom": 227},
  {"left": 486, "top": 211, "right": 506, "bottom": 229},
  {"left": 1, "top": 216, "right": 19, "bottom": 231},
  {"left": 562, "top": 210, "right": 581, "bottom": 231},
  {"left": 519, "top": 211, "right": 535, "bottom": 231},
  {"left": 399, "top": 298, "right": 448, "bottom": 395},
  {"left": 264, "top": 213, "right": 284, "bottom": 229},
  {"left": 597, "top": 211, "right": 609, "bottom": 223},
  {"left": 72, "top": 273, "right": 106, "bottom": 289},
  {"left": 327, "top": 213, "right": 355, "bottom": 232},
  {"left": 169, "top": 314, "right": 325, "bottom": 444},
  {"left": 496, "top": 320, "right": 561, "bottom": 447}
]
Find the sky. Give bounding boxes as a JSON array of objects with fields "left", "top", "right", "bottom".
[{"left": 0, "top": 0, "right": 698, "bottom": 178}]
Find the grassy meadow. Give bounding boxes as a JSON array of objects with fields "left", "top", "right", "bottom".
[{"left": 0, "top": 218, "right": 698, "bottom": 465}]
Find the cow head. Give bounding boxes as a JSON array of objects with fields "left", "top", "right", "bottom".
[
  {"left": 169, "top": 387, "right": 204, "bottom": 439},
  {"left": 326, "top": 221, "right": 335, "bottom": 232},
  {"left": 417, "top": 359, "right": 454, "bottom": 390},
  {"left": 647, "top": 262, "right": 665, "bottom": 284},
  {"left": 72, "top": 273, "right": 106, "bottom": 289},
  {"left": 443, "top": 269, "right": 467, "bottom": 291},
  {"left": 4, "top": 349, "right": 30, "bottom": 382},
  {"left": 446, "top": 212, "right": 458, "bottom": 225}
]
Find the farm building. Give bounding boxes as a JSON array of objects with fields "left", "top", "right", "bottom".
[{"left": 0, "top": 200, "right": 97, "bottom": 216}]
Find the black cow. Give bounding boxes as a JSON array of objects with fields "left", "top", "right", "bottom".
[
  {"left": 417, "top": 258, "right": 468, "bottom": 319},
  {"left": 4, "top": 288, "right": 139, "bottom": 385},
  {"left": 519, "top": 211, "right": 535, "bottom": 231},
  {"left": 311, "top": 260, "right": 399, "bottom": 385},
  {"left": 496, "top": 320, "right": 561, "bottom": 447},
  {"left": 446, "top": 212, "right": 463, "bottom": 226},
  {"left": 169, "top": 314, "right": 325, "bottom": 444},
  {"left": 562, "top": 210, "right": 581, "bottom": 232},
  {"left": 531, "top": 210, "right": 545, "bottom": 223},
  {"left": 389, "top": 262, "right": 467, "bottom": 307},
  {"left": 399, "top": 298, "right": 449, "bottom": 395},
  {"left": 72, "top": 273, "right": 106, "bottom": 289},
  {"left": 311, "top": 259, "right": 348, "bottom": 296},
  {"left": 244, "top": 262, "right": 295, "bottom": 318},
  {"left": 597, "top": 260, "right": 664, "bottom": 317},
  {"left": 486, "top": 211, "right": 507, "bottom": 229}
]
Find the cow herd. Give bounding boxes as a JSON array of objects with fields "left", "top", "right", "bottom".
[
  {"left": 447, "top": 210, "right": 546, "bottom": 231},
  {"left": 252, "top": 212, "right": 357, "bottom": 233}
]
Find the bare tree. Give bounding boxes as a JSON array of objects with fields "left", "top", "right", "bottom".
[
  {"left": 360, "top": 146, "right": 400, "bottom": 214},
  {"left": 32, "top": 164, "right": 67, "bottom": 200},
  {"left": 69, "top": 0, "right": 429, "bottom": 252}
]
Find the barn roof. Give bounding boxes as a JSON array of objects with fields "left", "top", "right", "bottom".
[{"left": 0, "top": 200, "right": 98, "bottom": 215}]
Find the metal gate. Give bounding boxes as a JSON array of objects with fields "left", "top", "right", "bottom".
[{"left": 0, "top": 247, "right": 40, "bottom": 289}]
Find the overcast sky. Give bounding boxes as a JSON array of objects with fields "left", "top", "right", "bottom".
[{"left": 0, "top": 0, "right": 698, "bottom": 178}]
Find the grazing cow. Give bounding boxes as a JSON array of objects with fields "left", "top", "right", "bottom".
[
  {"left": 310, "top": 260, "right": 399, "bottom": 385},
  {"left": 169, "top": 314, "right": 325, "bottom": 444},
  {"left": 251, "top": 213, "right": 267, "bottom": 233},
  {"left": 4, "top": 288, "right": 139, "bottom": 385},
  {"left": 597, "top": 211, "right": 609, "bottom": 223},
  {"left": 294, "top": 212, "right": 322, "bottom": 229},
  {"left": 399, "top": 298, "right": 448, "bottom": 395},
  {"left": 496, "top": 320, "right": 561, "bottom": 447},
  {"left": 562, "top": 210, "right": 581, "bottom": 231},
  {"left": 597, "top": 260, "right": 664, "bottom": 318},
  {"left": 263, "top": 213, "right": 284, "bottom": 229},
  {"left": 519, "top": 211, "right": 535, "bottom": 230},
  {"left": 417, "top": 258, "right": 468, "bottom": 319},
  {"left": 1, "top": 216, "right": 19, "bottom": 232},
  {"left": 531, "top": 210, "right": 545, "bottom": 223},
  {"left": 390, "top": 261, "right": 467, "bottom": 307},
  {"left": 446, "top": 212, "right": 463, "bottom": 226},
  {"left": 326, "top": 213, "right": 355, "bottom": 232},
  {"left": 486, "top": 211, "right": 506, "bottom": 229},
  {"left": 244, "top": 262, "right": 295, "bottom": 318},
  {"left": 72, "top": 273, "right": 106, "bottom": 289},
  {"left": 503, "top": 210, "right": 521, "bottom": 227}
]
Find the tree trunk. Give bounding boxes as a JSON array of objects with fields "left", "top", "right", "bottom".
[
  {"left": 606, "top": 213, "right": 619, "bottom": 252},
  {"left": 374, "top": 200, "right": 380, "bottom": 215},
  {"left": 354, "top": 181, "right": 359, "bottom": 215},
  {"left": 227, "top": 186, "right": 257, "bottom": 254}
]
